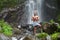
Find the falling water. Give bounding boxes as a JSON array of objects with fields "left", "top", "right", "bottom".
[{"left": 25, "top": 0, "right": 43, "bottom": 24}]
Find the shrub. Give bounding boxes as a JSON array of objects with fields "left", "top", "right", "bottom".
[
  {"left": 51, "top": 33, "right": 60, "bottom": 40},
  {"left": 0, "top": 0, "right": 18, "bottom": 11},
  {"left": 36, "top": 32, "right": 48, "bottom": 38},
  {"left": 0, "top": 19, "right": 13, "bottom": 36}
]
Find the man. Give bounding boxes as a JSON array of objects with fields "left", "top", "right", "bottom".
[{"left": 32, "top": 10, "right": 41, "bottom": 34}]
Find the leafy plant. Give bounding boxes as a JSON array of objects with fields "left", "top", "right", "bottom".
[
  {"left": 0, "top": 0, "right": 18, "bottom": 11},
  {"left": 57, "top": 25, "right": 60, "bottom": 32},
  {"left": 51, "top": 33, "right": 60, "bottom": 40},
  {"left": 0, "top": 19, "right": 13, "bottom": 36},
  {"left": 36, "top": 32, "right": 48, "bottom": 38},
  {"left": 49, "top": 19, "right": 55, "bottom": 24},
  {"left": 0, "top": 0, "right": 26, "bottom": 11}
]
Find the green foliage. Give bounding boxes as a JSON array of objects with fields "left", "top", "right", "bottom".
[
  {"left": 56, "top": 14, "right": 60, "bottom": 24},
  {"left": 57, "top": 14, "right": 60, "bottom": 21},
  {"left": 49, "top": 19, "right": 55, "bottom": 24},
  {"left": 36, "top": 32, "right": 48, "bottom": 38},
  {"left": 0, "top": 19, "right": 4, "bottom": 26},
  {"left": 57, "top": 25, "right": 60, "bottom": 32},
  {"left": 0, "top": 19, "right": 13, "bottom": 36},
  {"left": 0, "top": 0, "right": 18, "bottom": 11},
  {"left": 57, "top": 25, "right": 60, "bottom": 29},
  {"left": 51, "top": 33, "right": 60, "bottom": 40}
]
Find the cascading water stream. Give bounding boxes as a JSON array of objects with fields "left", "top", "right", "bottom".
[{"left": 25, "top": 0, "right": 43, "bottom": 24}]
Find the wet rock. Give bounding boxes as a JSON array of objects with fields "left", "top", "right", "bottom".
[
  {"left": 12, "top": 37, "right": 17, "bottom": 40},
  {"left": 13, "top": 28, "right": 21, "bottom": 35},
  {"left": 23, "top": 36, "right": 33, "bottom": 40},
  {"left": 0, "top": 34, "right": 11, "bottom": 40}
]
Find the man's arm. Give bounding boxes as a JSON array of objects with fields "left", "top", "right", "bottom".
[
  {"left": 37, "top": 16, "right": 39, "bottom": 21},
  {"left": 38, "top": 16, "right": 39, "bottom": 20}
]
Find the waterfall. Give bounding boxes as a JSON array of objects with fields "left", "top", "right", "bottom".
[
  {"left": 36, "top": 0, "right": 43, "bottom": 23},
  {"left": 25, "top": 0, "right": 43, "bottom": 24}
]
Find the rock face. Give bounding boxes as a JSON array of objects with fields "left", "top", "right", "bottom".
[
  {"left": 13, "top": 28, "right": 22, "bottom": 35},
  {"left": 0, "top": 0, "right": 27, "bottom": 26},
  {"left": 42, "top": 0, "right": 57, "bottom": 21},
  {"left": 12, "top": 37, "right": 17, "bottom": 40},
  {"left": 23, "top": 36, "right": 33, "bottom": 40},
  {"left": 0, "top": 34, "right": 11, "bottom": 40}
]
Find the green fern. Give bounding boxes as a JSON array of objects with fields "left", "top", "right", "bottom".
[{"left": 0, "top": 19, "right": 13, "bottom": 36}]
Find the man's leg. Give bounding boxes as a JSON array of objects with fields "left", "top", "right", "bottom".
[
  {"left": 39, "top": 25, "right": 43, "bottom": 33},
  {"left": 33, "top": 26, "right": 36, "bottom": 34}
]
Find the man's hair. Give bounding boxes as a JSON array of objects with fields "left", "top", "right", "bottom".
[{"left": 34, "top": 10, "right": 38, "bottom": 16}]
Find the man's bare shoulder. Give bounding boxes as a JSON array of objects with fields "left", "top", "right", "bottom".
[
  {"left": 32, "top": 15, "right": 38, "bottom": 17},
  {"left": 32, "top": 16, "right": 34, "bottom": 17},
  {"left": 35, "top": 16, "right": 39, "bottom": 17}
]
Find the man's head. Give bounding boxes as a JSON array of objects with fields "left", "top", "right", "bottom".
[{"left": 34, "top": 10, "right": 37, "bottom": 16}]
